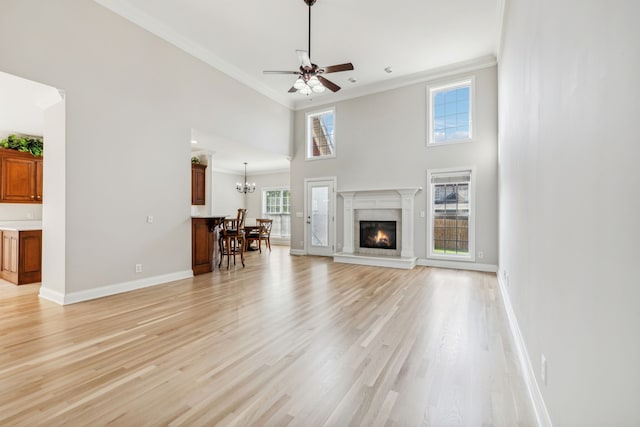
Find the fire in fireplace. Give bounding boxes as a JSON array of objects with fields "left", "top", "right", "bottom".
[{"left": 359, "top": 221, "right": 397, "bottom": 249}]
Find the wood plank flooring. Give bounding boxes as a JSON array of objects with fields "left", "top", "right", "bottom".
[{"left": 0, "top": 247, "right": 535, "bottom": 426}]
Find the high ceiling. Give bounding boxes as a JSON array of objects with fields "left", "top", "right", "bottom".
[
  {"left": 95, "top": 0, "right": 501, "bottom": 110},
  {"left": 2, "top": 1, "right": 501, "bottom": 175}
]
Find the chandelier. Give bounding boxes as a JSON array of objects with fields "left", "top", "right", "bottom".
[{"left": 236, "top": 162, "right": 256, "bottom": 194}]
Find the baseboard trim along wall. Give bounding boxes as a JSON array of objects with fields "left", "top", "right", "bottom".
[
  {"left": 289, "top": 249, "right": 306, "bottom": 256},
  {"left": 497, "top": 272, "right": 553, "bottom": 427},
  {"left": 417, "top": 258, "right": 498, "bottom": 272},
  {"left": 39, "top": 270, "right": 194, "bottom": 305}
]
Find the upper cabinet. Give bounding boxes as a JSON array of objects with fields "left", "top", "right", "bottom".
[
  {"left": 0, "top": 149, "right": 43, "bottom": 204},
  {"left": 191, "top": 163, "right": 206, "bottom": 205}
]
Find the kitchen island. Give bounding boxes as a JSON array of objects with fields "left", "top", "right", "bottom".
[
  {"left": 192, "top": 216, "right": 226, "bottom": 275},
  {"left": 0, "top": 221, "right": 42, "bottom": 285}
]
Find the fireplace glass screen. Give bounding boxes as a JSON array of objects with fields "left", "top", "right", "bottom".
[{"left": 359, "top": 221, "right": 397, "bottom": 249}]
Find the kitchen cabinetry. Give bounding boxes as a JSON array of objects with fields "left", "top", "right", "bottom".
[
  {"left": 191, "top": 163, "right": 206, "bottom": 205},
  {"left": 0, "top": 229, "right": 42, "bottom": 285},
  {"left": 0, "top": 148, "right": 43, "bottom": 203},
  {"left": 192, "top": 217, "right": 224, "bottom": 275}
]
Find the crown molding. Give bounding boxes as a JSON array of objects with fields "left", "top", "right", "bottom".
[{"left": 292, "top": 55, "right": 497, "bottom": 111}]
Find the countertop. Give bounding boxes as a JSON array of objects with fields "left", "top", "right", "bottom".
[{"left": 0, "top": 220, "right": 43, "bottom": 231}]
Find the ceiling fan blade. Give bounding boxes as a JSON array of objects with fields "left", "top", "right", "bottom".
[
  {"left": 322, "top": 63, "right": 354, "bottom": 74},
  {"left": 288, "top": 86, "right": 297, "bottom": 93},
  {"left": 318, "top": 75, "right": 341, "bottom": 92},
  {"left": 263, "top": 70, "right": 300, "bottom": 75},
  {"left": 296, "top": 50, "right": 312, "bottom": 68}
]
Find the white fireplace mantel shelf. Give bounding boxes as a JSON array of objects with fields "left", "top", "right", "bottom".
[
  {"left": 335, "top": 186, "right": 422, "bottom": 269},
  {"left": 337, "top": 187, "right": 422, "bottom": 196}
]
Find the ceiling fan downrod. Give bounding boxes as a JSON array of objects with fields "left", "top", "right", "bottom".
[{"left": 306, "top": 0, "right": 314, "bottom": 61}]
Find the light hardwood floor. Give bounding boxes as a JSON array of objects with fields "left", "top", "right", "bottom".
[{"left": 0, "top": 247, "right": 535, "bottom": 426}]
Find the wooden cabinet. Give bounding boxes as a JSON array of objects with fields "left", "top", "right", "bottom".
[
  {"left": 192, "top": 217, "right": 224, "bottom": 275},
  {"left": 0, "top": 148, "right": 43, "bottom": 204},
  {"left": 0, "top": 229, "right": 42, "bottom": 285},
  {"left": 191, "top": 163, "right": 206, "bottom": 205}
]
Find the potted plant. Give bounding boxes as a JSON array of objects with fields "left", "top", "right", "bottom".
[{"left": 0, "top": 134, "right": 44, "bottom": 157}]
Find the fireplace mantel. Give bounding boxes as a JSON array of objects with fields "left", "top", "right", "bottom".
[{"left": 335, "top": 187, "right": 421, "bottom": 269}]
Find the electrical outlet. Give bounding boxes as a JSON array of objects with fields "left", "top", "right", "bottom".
[
  {"left": 147, "top": 215, "right": 154, "bottom": 224},
  {"left": 420, "top": 210, "right": 425, "bottom": 218},
  {"left": 541, "top": 353, "right": 547, "bottom": 385},
  {"left": 478, "top": 251, "right": 484, "bottom": 259},
  {"left": 135, "top": 264, "right": 142, "bottom": 273}
]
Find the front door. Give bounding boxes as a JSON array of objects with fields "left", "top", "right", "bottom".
[{"left": 305, "top": 178, "right": 335, "bottom": 256}]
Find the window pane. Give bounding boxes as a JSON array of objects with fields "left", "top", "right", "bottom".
[
  {"left": 308, "top": 110, "right": 335, "bottom": 158},
  {"left": 444, "top": 90, "right": 457, "bottom": 103},
  {"left": 262, "top": 188, "right": 291, "bottom": 238},
  {"left": 429, "top": 81, "right": 472, "bottom": 144},
  {"left": 457, "top": 87, "right": 469, "bottom": 101},
  {"left": 431, "top": 179, "right": 471, "bottom": 256}
]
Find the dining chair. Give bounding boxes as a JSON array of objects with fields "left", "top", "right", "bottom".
[{"left": 246, "top": 218, "right": 273, "bottom": 253}]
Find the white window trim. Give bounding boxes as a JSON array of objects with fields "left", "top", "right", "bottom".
[
  {"left": 305, "top": 107, "right": 336, "bottom": 160},
  {"left": 426, "top": 166, "right": 476, "bottom": 262},
  {"left": 426, "top": 76, "right": 475, "bottom": 147}
]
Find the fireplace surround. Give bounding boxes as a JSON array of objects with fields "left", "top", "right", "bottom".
[{"left": 334, "top": 187, "right": 421, "bottom": 269}]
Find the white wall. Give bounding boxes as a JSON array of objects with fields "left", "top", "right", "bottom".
[
  {"left": 0, "top": 0, "right": 291, "bottom": 297},
  {"left": 41, "top": 98, "right": 66, "bottom": 295},
  {"left": 211, "top": 170, "right": 245, "bottom": 217},
  {"left": 498, "top": 1, "right": 640, "bottom": 425},
  {"left": 290, "top": 66, "right": 498, "bottom": 267}
]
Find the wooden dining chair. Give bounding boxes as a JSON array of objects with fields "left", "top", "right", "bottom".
[
  {"left": 245, "top": 218, "right": 273, "bottom": 253},
  {"left": 218, "top": 208, "right": 247, "bottom": 269}
]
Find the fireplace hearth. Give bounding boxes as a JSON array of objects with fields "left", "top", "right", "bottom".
[{"left": 359, "top": 221, "right": 397, "bottom": 250}]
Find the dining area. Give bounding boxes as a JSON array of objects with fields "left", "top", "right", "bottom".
[{"left": 191, "top": 209, "right": 273, "bottom": 275}]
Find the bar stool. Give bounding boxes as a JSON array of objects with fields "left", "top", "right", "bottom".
[{"left": 218, "top": 208, "right": 247, "bottom": 269}]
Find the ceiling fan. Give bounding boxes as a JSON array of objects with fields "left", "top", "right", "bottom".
[{"left": 263, "top": 0, "right": 354, "bottom": 95}]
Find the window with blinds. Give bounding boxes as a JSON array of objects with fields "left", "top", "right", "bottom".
[
  {"left": 427, "top": 168, "right": 475, "bottom": 261},
  {"left": 262, "top": 188, "right": 291, "bottom": 238}
]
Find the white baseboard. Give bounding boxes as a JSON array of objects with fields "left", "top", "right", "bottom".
[
  {"left": 417, "top": 258, "right": 498, "bottom": 272},
  {"left": 39, "top": 270, "right": 194, "bottom": 305},
  {"left": 497, "top": 272, "right": 553, "bottom": 427},
  {"left": 289, "top": 249, "right": 306, "bottom": 256}
]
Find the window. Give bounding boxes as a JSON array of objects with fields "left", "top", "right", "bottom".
[
  {"left": 427, "top": 78, "right": 473, "bottom": 146},
  {"left": 262, "top": 188, "right": 291, "bottom": 238},
  {"left": 306, "top": 108, "right": 335, "bottom": 159},
  {"left": 427, "top": 168, "right": 475, "bottom": 261}
]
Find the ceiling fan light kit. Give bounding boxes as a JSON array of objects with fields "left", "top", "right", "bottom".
[{"left": 263, "top": 0, "right": 354, "bottom": 95}]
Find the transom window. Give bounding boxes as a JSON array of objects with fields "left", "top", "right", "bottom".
[
  {"left": 262, "top": 188, "right": 291, "bottom": 238},
  {"left": 427, "top": 168, "right": 475, "bottom": 261},
  {"left": 427, "top": 78, "right": 473, "bottom": 146},
  {"left": 306, "top": 108, "right": 335, "bottom": 159}
]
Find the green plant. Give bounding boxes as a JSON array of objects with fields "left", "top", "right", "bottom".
[
  {"left": 0, "top": 134, "right": 44, "bottom": 157},
  {"left": 191, "top": 156, "right": 201, "bottom": 164}
]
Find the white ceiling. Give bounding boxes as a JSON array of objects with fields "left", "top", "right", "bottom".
[
  {"left": 95, "top": 0, "right": 501, "bottom": 110},
  {"left": 2, "top": 1, "right": 501, "bottom": 174}
]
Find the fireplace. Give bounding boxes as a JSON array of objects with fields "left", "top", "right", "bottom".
[
  {"left": 335, "top": 187, "right": 421, "bottom": 269},
  {"left": 359, "top": 221, "right": 397, "bottom": 250}
]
